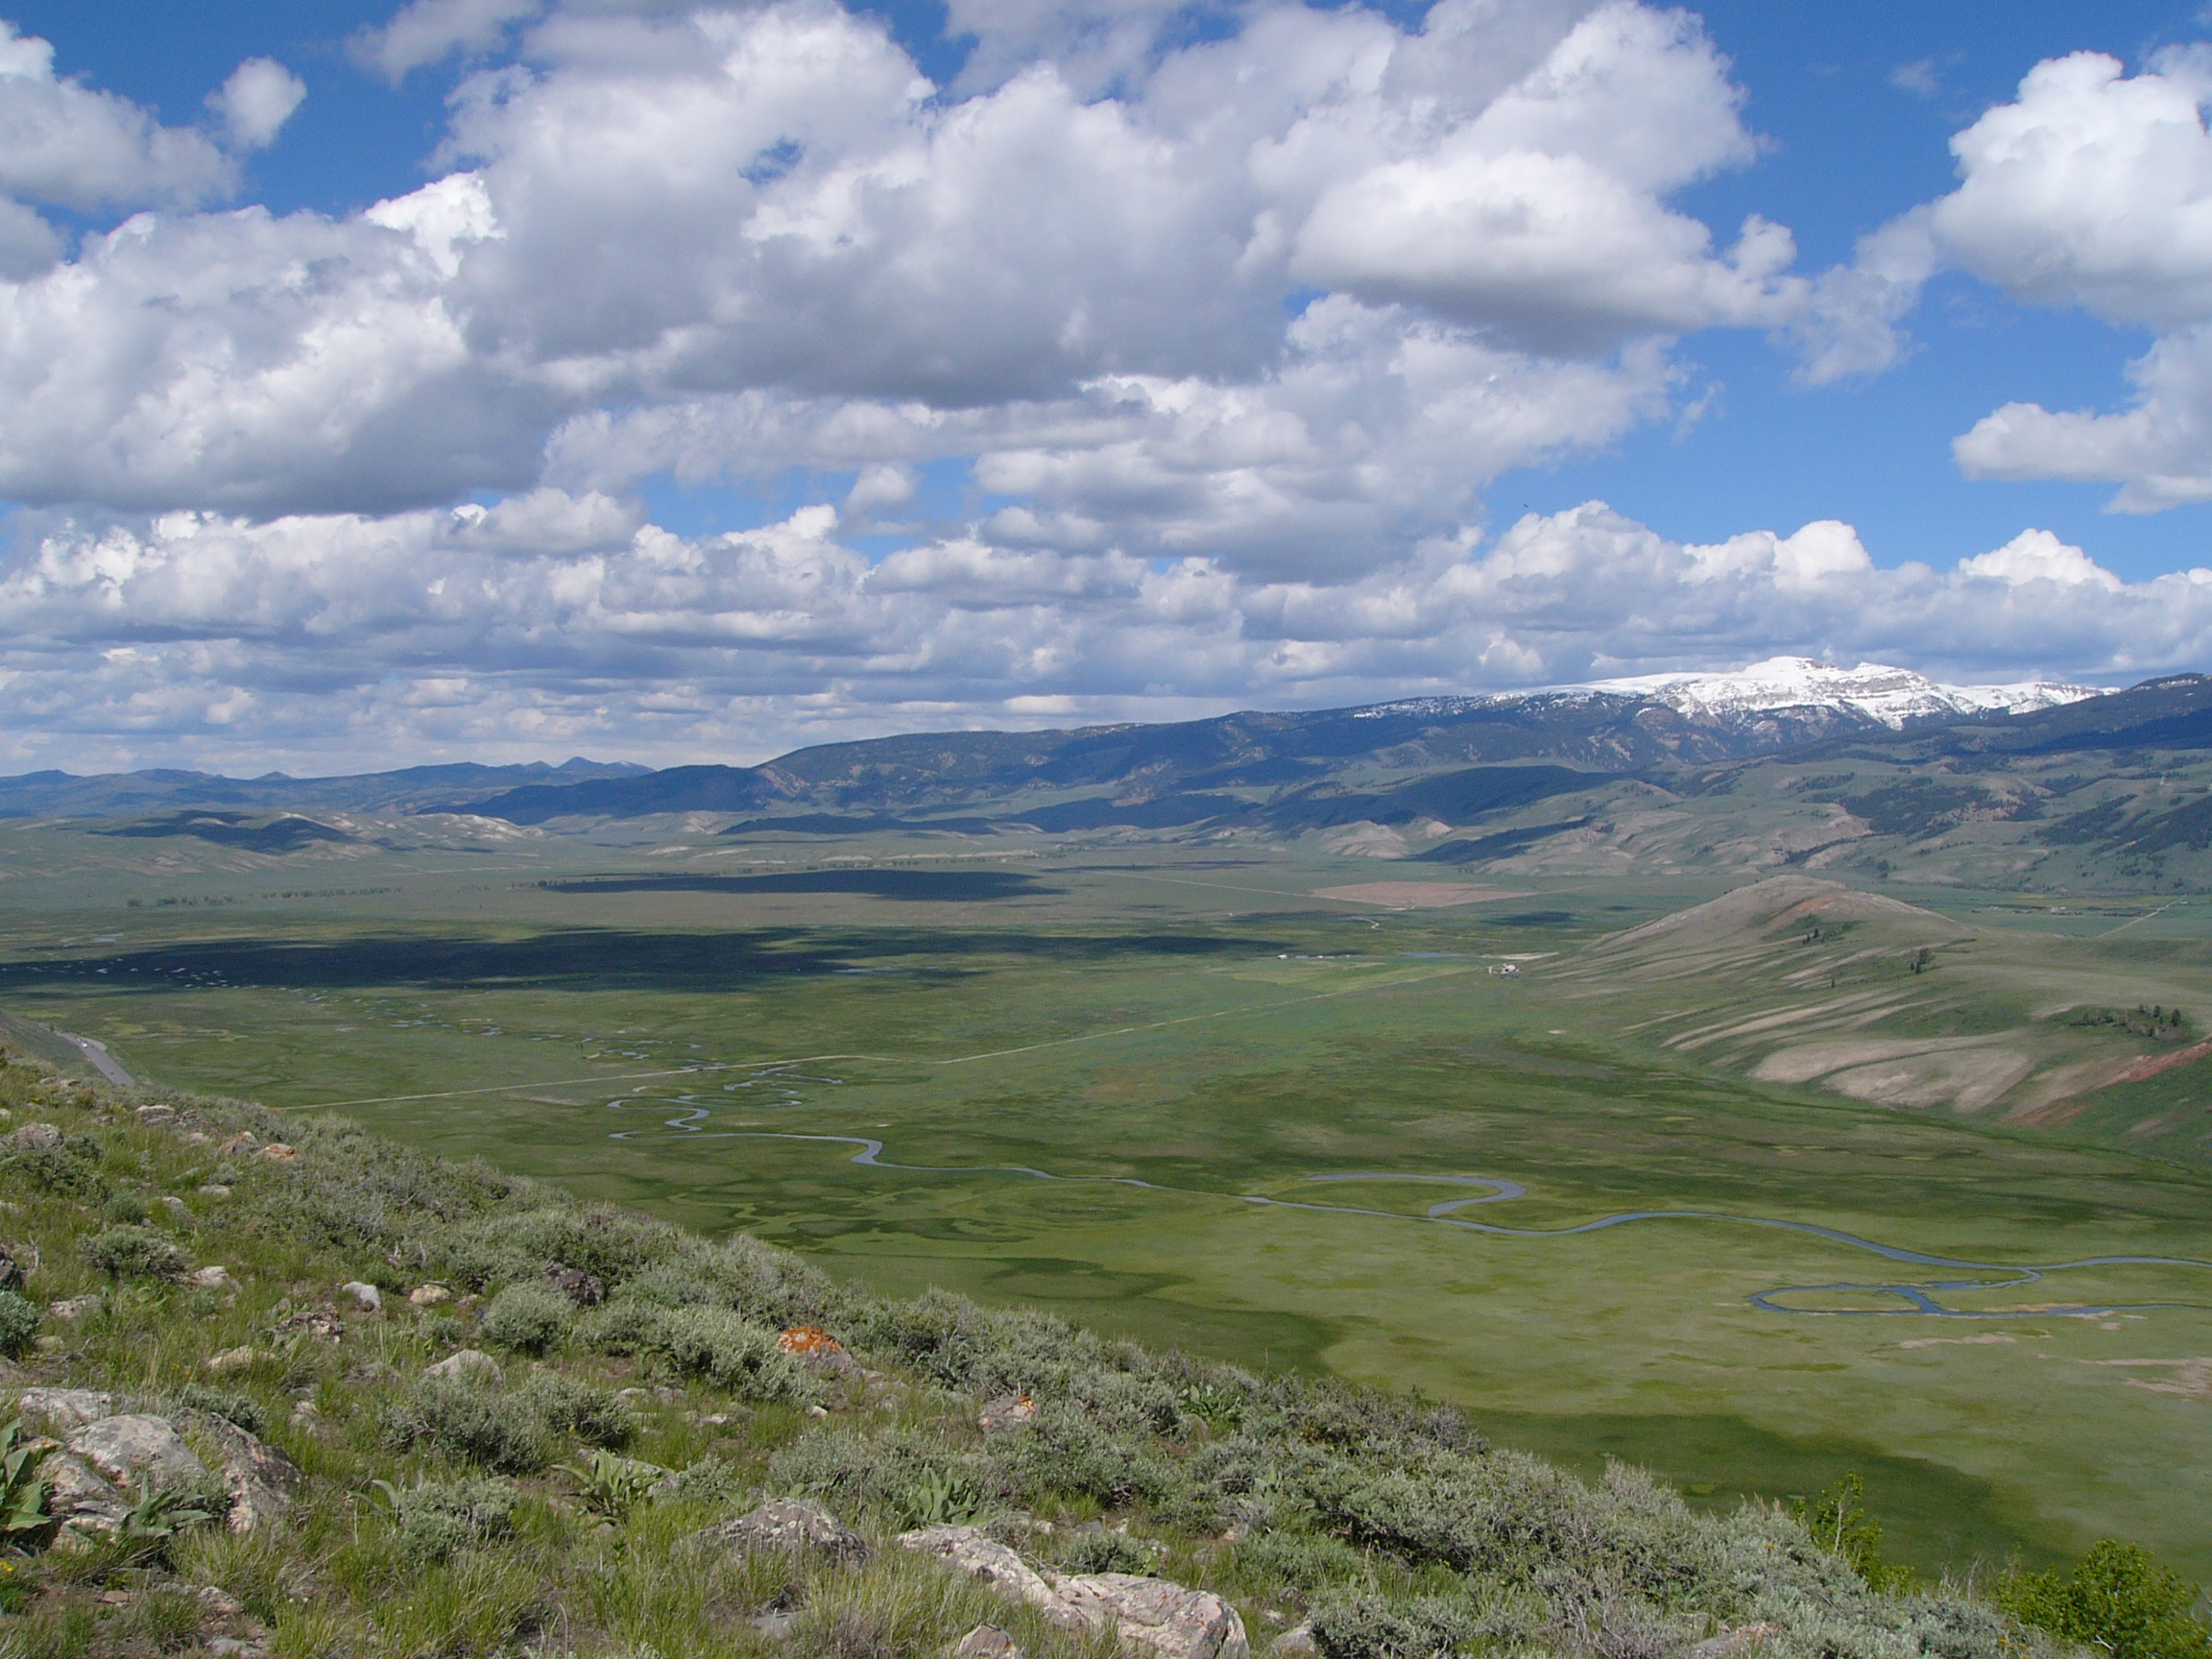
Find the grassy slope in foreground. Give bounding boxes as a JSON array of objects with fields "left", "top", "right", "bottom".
[{"left": 0, "top": 1051, "right": 2116, "bottom": 1659}]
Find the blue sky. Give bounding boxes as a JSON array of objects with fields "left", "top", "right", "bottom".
[{"left": 7, "top": 0, "right": 2212, "bottom": 768}]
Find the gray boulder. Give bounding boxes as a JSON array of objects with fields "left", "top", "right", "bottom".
[
  {"left": 67, "top": 1413, "right": 209, "bottom": 1493},
  {"left": 2, "top": 1123, "right": 61, "bottom": 1150},
  {"left": 1053, "top": 1574, "right": 1250, "bottom": 1659},
  {"left": 15, "top": 1387, "right": 115, "bottom": 1434},
  {"left": 543, "top": 1263, "right": 607, "bottom": 1307},
  {"left": 45, "top": 1453, "right": 129, "bottom": 1538},
  {"left": 899, "top": 1526, "right": 1074, "bottom": 1625},
  {"left": 901, "top": 1526, "right": 1250, "bottom": 1659},
  {"left": 952, "top": 1626, "right": 1022, "bottom": 1659},
  {"left": 1267, "top": 1623, "right": 1316, "bottom": 1658},
  {"left": 423, "top": 1349, "right": 502, "bottom": 1384},
  {"left": 177, "top": 1409, "right": 304, "bottom": 1533},
  {"left": 693, "top": 1498, "right": 870, "bottom": 1561},
  {"left": 978, "top": 1393, "right": 1038, "bottom": 1433},
  {"left": 274, "top": 1309, "right": 343, "bottom": 1343}
]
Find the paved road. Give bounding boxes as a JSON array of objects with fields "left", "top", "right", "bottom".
[{"left": 54, "top": 1032, "right": 134, "bottom": 1088}]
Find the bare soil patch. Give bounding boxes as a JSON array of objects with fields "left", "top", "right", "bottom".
[
  {"left": 2085, "top": 1358, "right": 2212, "bottom": 1401},
  {"left": 1310, "top": 882, "right": 1529, "bottom": 908}
]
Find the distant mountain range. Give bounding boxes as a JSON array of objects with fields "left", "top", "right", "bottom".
[
  {"left": 0, "top": 757, "right": 647, "bottom": 821},
  {"left": 5, "top": 663, "right": 2201, "bottom": 855}
]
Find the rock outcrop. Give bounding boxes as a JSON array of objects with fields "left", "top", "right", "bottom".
[
  {"left": 952, "top": 1625, "right": 1022, "bottom": 1659},
  {"left": 899, "top": 1526, "right": 1250, "bottom": 1659},
  {"left": 901, "top": 1526, "right": 1069, "bottom": 1621},
  {"left": 176, "top": 1409, "right": 304, "bottom": 1532},
  {"left": 978, "top": 1393, "right": 1038, "bottom": 1433},
  {"left": 423, "top": 1349, "right": 501, "bottom": 1384},
  {"left": 12, "top": 1389, "right": 303, "bottom": 1539},
  {"left": 690, "top": 1498, "right": 870, "bottom": 1561},
  {"left": 16, "top": 1387, "right": 116, "bottom": 1434},
  {"left": 1053, "top": 1574, "right": 1250, "bottom": 1659}
]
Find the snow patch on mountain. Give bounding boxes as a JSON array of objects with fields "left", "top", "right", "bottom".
[{"left": 1577, "top": 657, "right": 2104, "bottom": 730}]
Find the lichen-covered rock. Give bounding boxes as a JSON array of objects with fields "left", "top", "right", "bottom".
[
  {"left": 177, "top": 1409, "right": 304, "bottom": 1533},
  {"left": 423, "top": 1348, "right": 501, "bottom": 1384},
  {"left": 2, "top": 1123, "right": 62, "bottom": 1151},
  {"left": 274, "top": 1310, "right": 343, "bottom": 1343},
  {"left": 899, "top": 1526, "right": 1074, "bottom": 1625},
  {"left": 1266, "top": 1623, "right": 1316, "bottom": 1658},
  {"left": 15, "top": 1387, "right": 115, "bottom": 1434},
  {"left": 978, "top": 1393, "right": 1038, "bottom": 1433},
  {"left": 189, "top": 1265, "right": 239, "bottom": 1292},
  {"left": 134, "top": 1105, "right": 178, "bottom": 1127},
  {"left": 902, "top": 1527, "right": 1248, "bottom": 1659},
  {"left": 45, "top": 1452, "right": 129, "bottom": 1538},
  {"left": 67, "top": 1413, "right": 209, "bottom": 1493},
  {"left": 952, "top": 1625, "right": 1022, "bottom": 1659},
  {"left": 692, "top": 1498, "right": 869, "bottom": 1561},
  {"left": 1052, "top": 1575, "right": 1250, "bottom": 1659}
]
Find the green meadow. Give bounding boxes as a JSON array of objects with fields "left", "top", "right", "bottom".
[{"left": 3, "top": 827, "right": 2210, "bottom": 1582}]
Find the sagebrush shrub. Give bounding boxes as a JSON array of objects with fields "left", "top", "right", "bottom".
[
  {"left": 382, "top": 1377, "right": 574, "bottom": 1472},
  {"left": 3, "top": 1134, "right": 108, "bottom": 1198},
  {"left": 1223, "top": 1527, "right": 1374, "bottom": 1596},
  {"left": 100, "top": 1191, "right": 149, "bottom": 1225},
  {"left": 0, "top": 1291, "right": 38, "bottom": 1358},
  {"left": 441, "top": 1204, "right": 686, "bottom": 1291},
  {"left": 771, "top": 1425, "right": 998, "bottom": 1523},
  {"left": 480, "top": 1283, "right": 570, "bottom": 1355},
  {"left": 1310, "top": 1591, "right": 1488, "bottom": 1659},
  {"left": 517, "top": 1368, "right": 633, "bottom": 1450},
  {"left": 580, "top": 1301, "right": 823, "bottom": 1402},
  {"left": 80, "top": 1225, "right": 186, "bottom": 1279},
  {"left": 381, "top": 1476, "right": 517, "bottom": 1562},
  {"left": 1057, "top": 1528, "right": 1160, "bottom": 1575},
  {"left": 649, "top": 1305, "right": 820, "bottom": 1402},
  {"left": 982, "top": 1402, "right": 1176, "bottom": 1509}
]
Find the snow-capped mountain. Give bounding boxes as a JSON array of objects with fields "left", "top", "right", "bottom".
[{"left": 1575, "top": 657, "right": 2104, "bottom": 730}]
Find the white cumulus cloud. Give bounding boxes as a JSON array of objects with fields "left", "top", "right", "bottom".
[
  {"left": 208, "top": 58, "right": 305, "bottom": 150},
  {"left": 0, "top": 21, "right": 234, "bottom": 211},
  {"left": 1831, "top": 43, "right": 2212, "bottom": 510},
  {"left": 0, "top": 0, "right": 1856, "bottom": 540}
]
